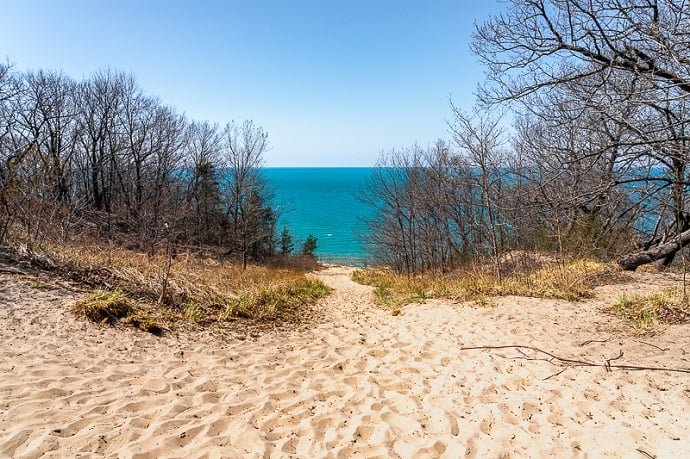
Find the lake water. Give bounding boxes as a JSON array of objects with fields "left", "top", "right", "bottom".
[{"left": 262, "top": 167, "right": 374, "bottom": 265}]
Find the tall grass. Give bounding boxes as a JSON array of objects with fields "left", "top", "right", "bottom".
[
  {"left": 352, "top": 258, "right": 623, "bottom": 308},
  {"left": 15, "top": 241, "right": 331, "bottom": 325}
]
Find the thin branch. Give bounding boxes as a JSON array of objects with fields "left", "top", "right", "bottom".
[
  {"left": 459, "top": 345, "right": 690, "bottom": 374},
  {"left": 579, "top": 338, "right": 610, "bottom": 347},
  {"left": 636, "top": 340, "right": 670, "bottom": 352},
  {"left": 637, "top": 448, "right": 657, "bottom": 459}
]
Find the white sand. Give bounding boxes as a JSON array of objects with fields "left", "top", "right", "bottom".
[{"left": 1, "top": 265, "right": 689, "bottom": 458}]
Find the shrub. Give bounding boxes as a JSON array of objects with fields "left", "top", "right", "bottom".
[{"left": 302, "top": 234, "right": 318, "bottom": 257}]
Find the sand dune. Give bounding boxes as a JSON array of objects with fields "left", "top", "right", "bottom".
[{"left": 1, "top": 265, "right": 689, "bottom": 458}]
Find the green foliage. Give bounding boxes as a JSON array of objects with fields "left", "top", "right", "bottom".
[
  {"left": 302, "top": 234, "right": 318, "bottom": 257},
  {"left": 279, "top": 227, "right": 294, "bottom": 255},
  {"left": 183, "top": 302, "right": 207, "bottom": 322}
]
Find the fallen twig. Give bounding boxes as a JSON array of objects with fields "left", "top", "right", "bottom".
[
  {"left": 636, "top": 448, "right": 656, "bottom": 459},
  {"left": 543, "top": 367, "right": 569, "bottom": 381},
  {"left": 579, "top": 338, "right": 609, "bottom": 347},
  {"left": 459, "top": 345, "right": 690, "bottom": 374},
  {"left": 0, "top": 266, "right": 28, "bottom": 275},
  {"left": 636, "top": 340, "right": 670, "bottom": 352},
  {"left": 605, "top": 350, "right": 623, "bottom": 371}
]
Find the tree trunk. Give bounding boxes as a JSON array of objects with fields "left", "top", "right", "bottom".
[{"left": 618, "top": 228, "right": 690, "bottom": 271}]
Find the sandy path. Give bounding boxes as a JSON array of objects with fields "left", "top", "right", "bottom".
[{"left": 1, "top": 265, "right": 689, "bottom": 458}]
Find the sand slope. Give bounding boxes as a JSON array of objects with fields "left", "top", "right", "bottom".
[{"left": 1, "top": 265, "right": 689, "bottom": 458}]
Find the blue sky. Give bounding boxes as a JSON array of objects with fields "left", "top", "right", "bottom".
[{"left": 0, "top": 0, "right": 502, "bottom": 166}]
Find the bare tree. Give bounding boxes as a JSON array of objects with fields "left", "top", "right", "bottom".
[
  {"left": 510, "top": 77, "right": 642, "bottom": 259},
  {"left": 223, "top": 120, "right": 275, "bottom": 269},
  {"left": 0, "top": 64, "right": 289, "bottom": 272},
  {"left": 74, "top": 69, "right": 126, "bottom": 216},
  {"left": 180, "top": 120, "right": 225, "bottom": 245},
  {"left": 474, "top": 0, "right": 690, "bottom": 269},
  {"left": 361, "top": 140, "right": 508, "bottom": 275},
  {"left": 2, "top": 70, "right": 82, "bottom": 242},
  {"left": 473, "top": 0, "right": 690, "bottom": 104},
  {"left": 0, "top": 62, "right": 18, "bottom": 243},
  {"left": 450, "top": 107, "right": 510, "bottom": 279}
]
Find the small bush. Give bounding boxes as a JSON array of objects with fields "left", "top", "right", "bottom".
[{"left": 302, "top": 234, "right": 318, "bottom": 257}]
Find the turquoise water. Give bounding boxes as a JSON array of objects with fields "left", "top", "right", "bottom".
[{"left": 262, "top": 168, "right": 373, "bottom": 265}]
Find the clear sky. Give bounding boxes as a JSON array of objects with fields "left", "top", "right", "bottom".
[{"left": 0, "top": 0, "right": 502, "bottom": 166}]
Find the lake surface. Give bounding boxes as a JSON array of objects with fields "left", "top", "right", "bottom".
[{"left": 262, "top": 167, "right": 374, "bottom": 265}]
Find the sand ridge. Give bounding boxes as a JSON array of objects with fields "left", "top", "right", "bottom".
[{"left": 1, "top": 265, "right": 689, "bottom": 458}]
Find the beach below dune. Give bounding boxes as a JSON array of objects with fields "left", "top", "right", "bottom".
[{"left": 1, "top": 265, "right": 689, "bottom": 458}]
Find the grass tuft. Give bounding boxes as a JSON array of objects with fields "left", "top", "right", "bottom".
[
  {"left": 22, "top": 241, "right": 332, "bottom": 327},
  {"left": 127, "top": 310, "right": 163, "bottom": 335},
  {"left": 222, "top": 278, "right": 332, "bottom": 321},
  {"left": 609, "top": 288, "right": 690, "bottom": 331},
  {"left": 72, "top": 289, "right": 162, "bottom": 334},
  {"left": 72, "top": 290, "right": 134, "bottom": 324},
  {"left": 351, "top": 268, "right": 427, "bottom": 308},
  {"left": 183, "top": 302, "right": 208, "bottom": 322}
]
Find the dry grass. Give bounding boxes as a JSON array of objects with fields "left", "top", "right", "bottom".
[
  {"left": 351, "top": 268, "right": 428, "bottom": 308},
  {"left": 221, "top": 279, "right": 332, "bottom": 321},
  {"left": 72, "top": 289, "right": 163, "bottom": 334},
  {"left": 17, "top": 241, "right": 331, "bottom": 327},
  {"left": 352, "top": 258, "right": 623, "bottom": 308},
  {"left": 496, "top": 259, "right": 621, "bottom": 301},
  {"left": 609, "top": 288, "right": 690, "bottom": 332},
  {"left": 72, "top": 290, "right": 134, "bottom": 324}
]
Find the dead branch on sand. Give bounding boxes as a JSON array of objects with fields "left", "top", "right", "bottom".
[{"left": 459, "top": 345, "right": 690, "bottom": 376}]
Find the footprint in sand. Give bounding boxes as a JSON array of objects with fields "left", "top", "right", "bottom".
[{"left": 381, "top": 410, "right": 421, "bottom": 436}]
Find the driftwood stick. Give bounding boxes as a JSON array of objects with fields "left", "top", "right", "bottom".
[{"left": 460, "top": 345, "right": 690, "bottom": 374}]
